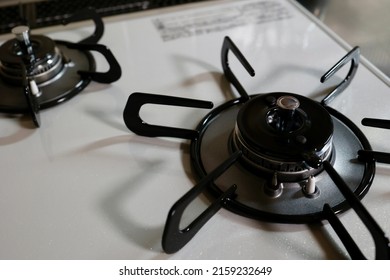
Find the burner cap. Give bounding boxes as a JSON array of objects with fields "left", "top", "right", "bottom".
[{"left": 232, "top": 93, "right": 333, "bottom": 181}]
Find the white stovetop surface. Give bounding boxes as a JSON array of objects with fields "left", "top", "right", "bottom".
[{"left": 0, "top": 0, "right": 389, "bottom": 260}]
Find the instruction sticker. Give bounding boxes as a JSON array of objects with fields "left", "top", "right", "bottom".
[{"left": 153, "top": 1, "right": 293, "bottom": 41}]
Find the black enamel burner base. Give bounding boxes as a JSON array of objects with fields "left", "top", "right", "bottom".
[{"left": 190, "top": 93, "right": 375, "bottom": 223}]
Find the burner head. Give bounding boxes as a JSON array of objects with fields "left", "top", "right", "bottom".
[
  {"left": 0, "top": 32, "right": 63, "bottom": 85},
  {"left": 232, "top": 93, "right": 334, "bottom": 181}
]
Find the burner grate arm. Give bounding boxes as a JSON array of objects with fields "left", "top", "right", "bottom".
[
  {"left": 221, "top": 36, "right": 255, "bottom": 101},
  {"left": 162, "top": 151, "right": 241, "bottom": 254},
  {"left": 323, "top": 161, "right": 390, "bottom": 260},
  {"left": 320, "top": 47, "right": 360, "bottom": 106},
  {"left": 358, "top": 150, "right": 390, "bottom": 164},
  {"left": 358, "top": 118, "right": 390, "bottom": 164},
  {"left": 323, "top": 204, "right": 365, "bottom": 259},
  {"left": 65, "top": 43, "right": 122, "bottom": 83},
  {"left": 61, "top": 8, "right": 104, "bottom": 44},
  {"left": 123, "top": 92, "right": 213, "bottom": 139},
  {"left": 362, "top": 118, "right": 390, "bottom": 129}
]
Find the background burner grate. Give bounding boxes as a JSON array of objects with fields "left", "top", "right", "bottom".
[{"left": 0, "top": 0, "right": 211, "bottom": 34}]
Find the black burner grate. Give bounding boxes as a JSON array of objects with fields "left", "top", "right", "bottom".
[
  {"left": 0, "top": 0, "right": 212, "bottom": 34},
  {"left": 122, "top": 36, "right": 390, "bottom": 258}
]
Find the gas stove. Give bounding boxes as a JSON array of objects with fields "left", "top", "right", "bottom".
[{"left": 1, "top": 0, "right": 389, "bottom": 260}]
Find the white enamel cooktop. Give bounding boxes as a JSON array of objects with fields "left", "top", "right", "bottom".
[{"left": 0, "top": 0, "right": 389, "bottom": 259}]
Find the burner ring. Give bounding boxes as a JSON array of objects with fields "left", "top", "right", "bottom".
[
  {"left": 231, "top": 128, "right": 334, "bottom": 181},
  {"left": 190, "top": 94, "right": 375, "bottom": 223}
]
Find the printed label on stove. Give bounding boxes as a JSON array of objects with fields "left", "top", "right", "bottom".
[{"left": 153, "top": 1, "right": 293, "bottom": 41}]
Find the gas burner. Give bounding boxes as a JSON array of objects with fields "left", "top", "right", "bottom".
[
  {"left": 231, "top": 93, "right": 334, "bottom": 182},
  {"left": 123, "top": 36, "right": 390, "bottom": 259},
  {"left": 0, "top": 8, "right": 121, "bottom": 127},
  {"left": 187, "top": 91, "right": 375, "bottom": 223}
]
